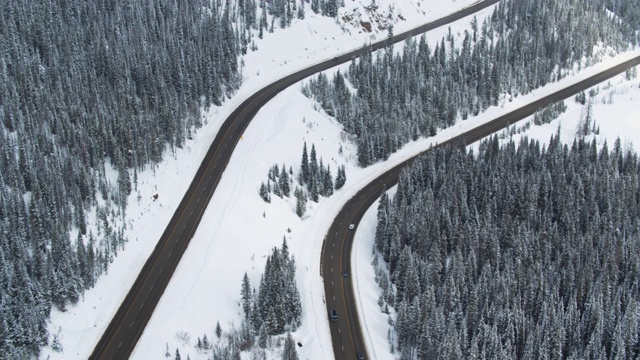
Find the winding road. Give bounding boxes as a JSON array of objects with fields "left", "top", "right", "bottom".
[
  {"left": 322, "top": 54, "right": 640, "bottom": 360},
  {"left": 89, "top": 1, "right": 501, "bottom": 358}
]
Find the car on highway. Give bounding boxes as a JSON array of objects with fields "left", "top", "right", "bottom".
[
  {"left": 342, "top": 271, "right": 348, "bottom": 278},
  {"left": 356, "top": 351, "right": 366, "bottom": 359},
  {"left": 332, "top": 56, "right": 339, "bottom": 61},
  {"left": 349, "top": 224, "right": 355, "bottom": 230},
  {"left": 330, "top": 309, "right": 338, "bottom": 322}
]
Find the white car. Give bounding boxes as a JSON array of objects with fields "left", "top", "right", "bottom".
[{"left": 349, "top": 224, "right": 355, "bottom": 230}]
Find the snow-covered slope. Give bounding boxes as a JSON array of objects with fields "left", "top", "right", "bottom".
[
  {"left": 39, "top": 0, "right": 640, "bottom": 359},
  {"left": 39, "top": 1, "right": 480, "bottom": 359}
]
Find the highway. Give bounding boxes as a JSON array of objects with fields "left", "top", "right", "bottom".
[
  {"left": 88, "top": 1, "right": 501, "bottom": 358},
  {"left": 321, "top": 55, "right": 640, "bottom": 360}
]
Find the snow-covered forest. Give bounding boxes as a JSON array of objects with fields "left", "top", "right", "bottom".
[
  {"left": 0, "top": 0, "right": 341, "bottom": 357},
  {"left": 374, "top": 136, "right": 640, "bottom": 358},
  {"left": 1, "top": 0, "right": 639, "bottom": 358},
  {"left": 304, "top": 0, "right": 638, "bottom": 166}
]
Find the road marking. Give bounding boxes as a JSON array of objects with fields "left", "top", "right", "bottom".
[
  {"left": 140, "top": 303, "right": 144, "bottom": 310},
  {"left": 331, "top": 268, "right": 333, "bottom": 272},
  {"left": 333, "top": 296, "right": 335, "bottom": 301},
  {"left": 130, "top": 322, "right": 133, "bottom": 328},
  {"left": 341, "top": 345, "right": 344, "bottom": 351},
  {"left": 338, "top": 328, "right": 341, "bottom": 334},
  {"left": 332, "top": 243, "right": 335, "bottom": 247},
  {"left": 197, "top": 197, "right": 200, "bottom": 203},
  {"left": 332, "top": 281, "right": 334, "bottom": 286},
  {"left": 118, "top": 341, "right": 123, "bottom": 348}
]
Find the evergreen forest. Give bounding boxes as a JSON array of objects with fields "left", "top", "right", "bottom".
[
  {"left": 374, "top": 135, "right": 640, "bottom": 359},
  {"left": 0, "top": 0, "right": 340, "bottom": 357},
  {"left": 304, "top": 0, "right": 638, "bottom": 166}
]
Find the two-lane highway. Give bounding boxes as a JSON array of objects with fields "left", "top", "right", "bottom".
[{"left": 322, "top": 55, "right": 640, "bottom": 360}]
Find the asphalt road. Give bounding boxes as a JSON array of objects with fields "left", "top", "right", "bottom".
[
  {"left": 89, "top": 1, "right": 502, "bottom": 358},
  {"left": 322, "top": 55, "right": 640, "bottom": 360}
]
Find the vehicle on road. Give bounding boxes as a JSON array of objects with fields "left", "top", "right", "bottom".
[
  {"left": 342, "top": 271, "right": 348, "bottom": 278},
  {"left": 349, "top": 224, "right": 355, "bottom": 230},
  {"left": 356, "top": 351, "right": 366, "bottom": 359},
  {"left": 332, "top": 56, "right": 339, "bottom": 61},
  {"left": 330, "top": 309, "right": 338, "bottom": 322}
]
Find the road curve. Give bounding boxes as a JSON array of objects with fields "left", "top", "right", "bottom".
[
  {"left": 89, "top": 1, "right": 501, "bottom": 358},
  {"left": 323, "top": 55, "right": 640, "bottom": 360}
]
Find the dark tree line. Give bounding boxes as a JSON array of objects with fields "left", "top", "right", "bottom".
[
  {"left": 304, "top": 0, "right": 635, "bottom": 166},
  {"left": 373, "top": 135, "right": 640, "bottom": 359}
]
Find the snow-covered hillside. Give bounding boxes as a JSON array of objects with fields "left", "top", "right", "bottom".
[
  {"left": 39, "top": 0, "right": 640, "bottom": 359},
  {"left": 39, "top": 1, "right": 481, "bottom": 359}
]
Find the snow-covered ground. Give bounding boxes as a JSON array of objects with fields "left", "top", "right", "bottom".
[{"left": 39, "top": 0, "right": 640, "bottom": 359}]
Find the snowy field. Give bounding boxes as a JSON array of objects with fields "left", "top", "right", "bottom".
[{"left": 39, "top": 0, "right": 640, "bottom": 359}]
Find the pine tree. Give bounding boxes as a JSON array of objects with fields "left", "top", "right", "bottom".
[
  {"left": 282, "top": 332, "right": 300, "bottom": 360},
  {"left": 310, "top": 179, "right": 319, "bottom": 203},
  {"left": 279, "top": 165, "right": 290, "bottom": 197},
  {"left": 258, "top": 323, "right": 268, "bottom": 348},
  {"left": 202, "top": 334, "right": 210, "bottom": 350},
  {"left": 309, "top": 144, "right": 319, "bottom": 189},
  {"left": 259, "top": 182, "right": 271, "bottom": 203},
  {"left": 295, "top": 187, "right": 306, "bottom": 218},
  {"left": 241, "top": 272, "right": 252, "bottom": 318},
  {"left": 323, "top": 165, "right": 334, "bottom": 196},
  {"left": 334, "top": 165, "right": 346, "bottom": 190},
  {"left": 299, "top": 142, "right": 310, "bottom": 184}
]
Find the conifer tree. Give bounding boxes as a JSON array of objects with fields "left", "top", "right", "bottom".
[
  {"left": 309, "top": 145, "right": 319, "bottom": 188},
  {"left": 241, "top": 272, "right": 252, "bottom": 319},
  {"left": 295, "top": 187, "right": 306, "bottom": 218},
  {"left": 282, "top": 332, "right": 300, "bottom": 360},
  {"left": 279, "top": 165, "right": 291, "bottom": 197},
  {"left": 334, "top": 165, "right": 346, "bottom": 190},
  {"left": 259, "top": 182, "right": 271, "bottom": 203},
  {"left": 299, "top": 142, "right": 310, "bottom": 184}
]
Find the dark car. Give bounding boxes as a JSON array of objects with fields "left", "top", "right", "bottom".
[
  {"left": 330, "top": 309, "right": 338, "bottom": 322},
  {"left": 342, "top": 271, "right": 348, "bottom": 278},
  {"left": 332, "top": 56, "right": 339, "bottom": 61},
  {"left": 356, "top": 351, "right": 366, "bottom": 359}
]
